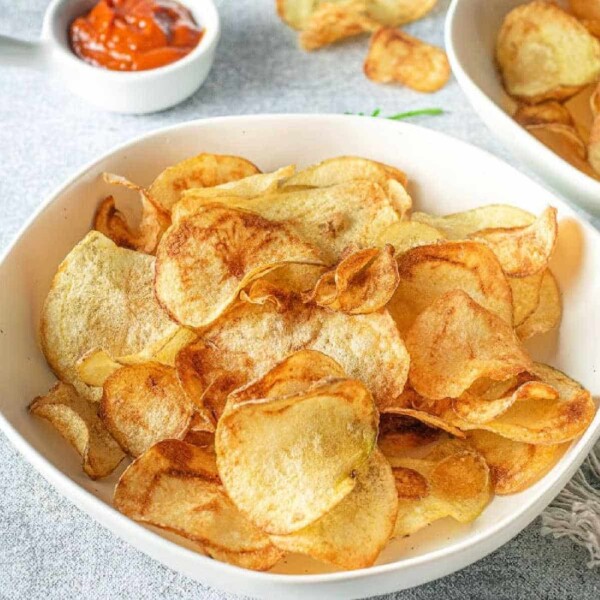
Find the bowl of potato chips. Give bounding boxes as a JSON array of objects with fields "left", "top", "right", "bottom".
[
  {"left": 1, "top": 114, "right": 599, "bottom": 599},
  {"left": 446, "top": 0, "right": 600, "bottom": 215}
]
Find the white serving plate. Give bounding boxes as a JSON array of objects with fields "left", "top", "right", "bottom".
[
  {"left": 0, "top": 115, "right": 599, "bottom": 600},
  {"left": 446, "top": 0, "right": 600, "bottom": 216}
]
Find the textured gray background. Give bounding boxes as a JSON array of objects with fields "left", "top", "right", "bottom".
[{"left": 0, "top": 1, "right": 598, "bottom": 599}]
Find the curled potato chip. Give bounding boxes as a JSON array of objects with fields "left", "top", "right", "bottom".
[
  {"left": 516, "top": 269, "right": 561, "bottom": 340},
  {"left": 304, "top": 245, "right": 399, "bottom": 314},
  {"left": 466, "top": 430, "right": 566, "bottom": 495},
  {"left": 155, "top": 205, "right": 324, "bottom": 329},
  {"left": 514, "top": 101, "right": 575, "bottom": 127},
  {"left": 388, "top": 241, "right": 513, "bottom": 336},
  {"left": 29, "top": 383, "right": 124, "bottom": 479},
  {"left": 406, "top": 290, "right": 532, "bottom": 400},
  {"left": 380, "top": 407, "right": 466, "bottom": 439},
  {"left": 569, "top": 0, "right": 600, "bottom": 22},
  {"left": 270, "top": 449, "right": 397, "bottom": 569},
  {"left": 496, "top": 2, "right": 600, "bottom": 103},
  {"left": 509, "top": 271, "right": 545, "bottom": 327},
  {"left": 472, "top": 207, "right": 558, "bottom": 277},
  {"left": 100, "top": 363, "right": 194, "bottom": 456},
  {"left": 375, "top": 220, "right": 445, "bottom": 254},
  {"left": 41, "top": 232, "right": 180, "bottom": 401},
  {"left": 526, "top": 123, "right": 593, "bottom": 171},
  {"left": 364, "top": 28, "right": 450, "bottom": 92},
  {"left": 299, "top": 1, "right": 378, "bottom": 51},
  {"left": 114, "top": 440, "right": 282, "bottom": 570},
  {"left": 216, "top": 371, "right": 378, "bottom": 534},
  {"left": 365, "top": 0, "right": 438, "bottom": 26},
  {"left": 176, "top": 299, "right": 409, "bottom": 419},
  {"left": 183, "top": 409, "right": 216, "bottom": 447},
  {"left": 148, "top": 153, "right": 261, "bottom": 210},
  {"left": 589, "top": 115, "right": 600, "bottom": 175}
]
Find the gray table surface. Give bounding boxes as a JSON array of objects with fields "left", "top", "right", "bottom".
[{"left": 0, "top": 1, "right": 598, "bottom": 599}]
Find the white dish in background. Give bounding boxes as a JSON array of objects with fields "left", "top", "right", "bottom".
[
  {"left": 446, "top": 0, "right": 600, "bottom": 216},
  {"left": 0, "top": 115, "right": 599, "bottom": 599}
]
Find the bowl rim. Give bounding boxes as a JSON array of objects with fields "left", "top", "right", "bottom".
[{"left": 2, "top": 113, "right": 599, "bottom": 586}]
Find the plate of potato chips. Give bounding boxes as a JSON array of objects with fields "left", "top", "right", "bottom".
[{"left": 0, "top": 115, "right": 598, "bottom": 599}]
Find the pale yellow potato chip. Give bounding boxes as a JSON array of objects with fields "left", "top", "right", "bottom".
[
  {"left": 374, "top": 220, "right": 445, "bottom": 254},
  {"left": 509, "top": 271, "right": 545, "bottom": 327},
  {"left": 569, "top": 0, "right": 600, "bottom": 22},
  {"left": 589, "top": 114, "right": 600, "bottom": 175},
  {"left": 154, "top": 205, "right": 324, "bottom": 329},
  {"left": 216, "top": 375, "right": 378, "bottom": 534},
  {"left": 41, "top": 232, "right": 180, "bottom": 402},
  {"left": 29, "top": 382, "right": 125, "bottom": 479},
  {"left": 516, "top": 269, "right": 562, "bottom": 340},
  {"left": 514, "top": 101, "right": 575, "bottom": 127},
  {"left": 365, "top": 0, "right": 438, "bottom": 27},
  {"left": 406, "top": 290, "right": 532, "bottom": 400},
  {"left": 364, "top": 28, "right": 450, "bottom": 92},
  {"left": 388, "top": 241, "right": 513, "bottom": 336},
  {"left": 496, "top": 1, "right": 600, "bottom": 103},
  {"left": 149, "top": 153, "right": 261, "bottom": 211},
  {"left": 100, "top": 363, "right": 194, "bottom": 457},
  {"left": 276, "top": 0, "right": 317, "bottom": 30}
]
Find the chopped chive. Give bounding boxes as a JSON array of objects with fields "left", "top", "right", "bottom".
[
  {"left": 387, "top": 108, "right": 444, "bottom": 120},
  {"left": 371, "top": 108, "right": 381, "bottom": 117}
]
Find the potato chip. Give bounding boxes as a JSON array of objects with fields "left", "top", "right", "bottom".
[
  {"left": 388, "top": 241, "right": 513, "bottom": 336},
  {"left": 472, "top": 207, "right": 558, "bottom": 277},
  {"left": 29, "top": 382, "right": 125, "bottom": 479},
  {"left": 299, "top": 1, "right": 378, "bottom": 51},
  {"left": 41, "top": 232, "right": 180, "bottom": 401},
  {"left": 516, "top": 269, "right": 561, "bottom": 340},
  {"left": 365, "top": 0, "right": 438, "bottom": 27},
  {"left": 183, "top": 409, "right": 216, "bottom": 448},
  {"left": 589, "top": 114, "right": 600, "bottom": 175},
  {"left": 100, "top": 363, "right": 193, "bottom": 456},
  {"left": 569, "top": 0, "right": 600, "bottom": 22},
  {"left": 374, "top": 220, "right": 445, "bottom": 254},
  {"left": 509, "top": 271, "right": 545, "bottom": 327},
  {"left": 154, "top": 205, "right": 324, "bottom": 329},
  {"left": 175, "top": 299, "right": 409, "bottom": 419},
  {"left": 466, "top": 430, "right": 566, "bottom": 495},
  {"left": 364, "top": 28, "right": 450, "bottom": 92},
  {"left": 270, "top": 449, "right": 397, "bottom": 569},
  {"left": 406, "top": 290, "right": 532, "bottom": 400},
  {"left": 304, "top": 245, "right": 399, "bottom": 314},
  {"left": 592, "top": 83, "right": 600, "bottom": 117},
  {"left": 148, "top": 153, "right": 261, "bottom": 211},
  {"left": 581, "top": 18, "right": 600, "bottom": 39},
  {"left": 276, "top": 0, "right": 317, "bottom": 30},
  {"left": 496, "top": 1, "right": 600, "bottom": 103},
  {"left": 380, "top": 407, "right": 466, "bottom": 439},
  {"left": 216, "top": 374, "right": 378, "bottom": 534},
  {"left": 114, "top": 440, "right": 282, "bottom": 570},
  {"left": 514, "top": 101, "right": 575, "bottom": 127}
]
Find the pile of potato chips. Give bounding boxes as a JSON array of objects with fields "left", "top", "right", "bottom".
[
  {"left": 31, "top": 152, "right": 595, "bottom": 572},
  {"left": 275, "top": 0, "right": 450, "bottom": 92},
  {"left": 496, "top": 1, "right": 600, "bottom": 178}
]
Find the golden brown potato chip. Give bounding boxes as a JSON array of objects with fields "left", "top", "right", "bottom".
[
  {"left": 366, "top": 0, "right": 438, "bottom": 27},
  {"left": 148, "top": 153, "right": 261, "bottom": 211},
  {"left": 516, "top": 269, "right": 561, "bottom": 340},
  {"left": 569, "top": 0, "right": 600, "bottom": 22},
  {"left": 216, "top": 374, "right": 378, "bottom": 534},
  {"left": 29, "top": 382, "right": 125, "bottom": 479},
  {"left": 276, "top": 0, "right": 317, "bottom": 30},
  {"left": 509, "top": 271, "right": 545, "bottom": 327},
  {"left": 374, "top": 220, "right": 445, "bottom": 254},
  {"left": 304, "top": 245, "right": 399, "bottom": 314},
  {"left": 364, "top": 28, "right": 450, "bottom": 92},
  {"left": 270, "top": 449, "right": 397, "bottom": 569},
  {"left": 473, "top": 207, "right": 558, "bottom": 277},
  {"left": 299, "top": 1, "right": 378, "bottom": 51},
  {"left": 589, "top": 114, "right": 600, "bottom": 175},
  {"left": 41, "top": 232, "right": 180, "bottom": 402},
  {"left": 176, "top": 299, "right": 409, "bottom": 419},
  {"left": 114, "top": 440, "right": 282, "bottom": 570},
  {"left": 526, "top": 122, "right": 593, "bottom": 168},
  {"left": 378, "top": 410, "right": 443, "bottom": 456},
  {"left": 514, "top": 101, "right": 575, "bottom": 127},
  {"left": 496, "top": 1, "right": 600, "bottom": 103},
  {"left": 592, "top": 83, "right": 600, "bottom": 117},
  {"left": 380, "top": 407, "right": 466, "bottom": 439},
  {"left": 183, "top": 409, "right": 216, "bottom": 448},
  {"left": 582, "top": 18, "right": 600, "bottom": 38},
  {"left": 154, "top": 205, "right": 324, "bottom": 329},
  {"left": 406, "top": 290, "right": 532, "bottom": 400},
  {"left": 388, "top": 241, "right": 513, "bottom": 336},
  {"left": 466, "top": 430, "right": 567, "bottom": 494},
  {"left": 100, "top": 363, "right": 194, "bottom": 456}
]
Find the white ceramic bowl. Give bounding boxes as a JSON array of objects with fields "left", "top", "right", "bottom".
[
  {"left": 0, "top": 0, "right": 220, "bottom": 114},
  {"left": 1, "top": 115, "right": 599, "bottom": 599},
  {"left": 446, "top": 0, "right": 600, "bottom": 216}
]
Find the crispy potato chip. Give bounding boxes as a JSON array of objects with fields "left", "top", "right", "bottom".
[
  {"left": 472, "top": 207, "right": 558, "bottom": 277},
  {"left": 183, "top": 409, "right": 216, "bottom": 448},
  {"left": 374, "top": 220, "right": 445, "bottom": 254},
  {"left": 514, "top": 101, "right": 575, "bottom": 127},
  {"left": 304, "top": 245, "right": 399, "bottom": 314},
  {"left": 496, "top": 2, "right": 600, "bottom": 103},
  {"left": 41, "top": 232, "right": 180, "bottom": 401},
  {"left": 155, "top": 205, "right": 324, "bottom": 329},
  {"left": 175, "top": 180, "right": 402, "bottom": 263},
  {"left": 569, "top": 0, "right": 600, "bottom": 22},
  {"left": 299, "top": 1, "right": 378, "bottom": 51},
  {"left": 509, "top": 271, "right": 545, "bottom": 327},
  {"left": 270, "top": 449, "right": 397, "bottom": 569},
  {"left": 276, "top": 0, "right": 317, "bottom": 30},
  {"left": 516, "top": 269, "right": 561, "bottom": 340},
  {"left": 364, "top": 28, "right": 450, "bottom": 92},
  {"left": 466, "top": 430, "right": 566, "bottom": 494},
  {"left": 114, "top": 440, "right": 282, "bottom": 570},
  {"left": 100, "top": 363, "right": 193, "bottom": 456},
  {"left": 592, "top": 83, "right": 600, "bottom": 117},
  {"left": 378, "top": 411, "right": 443, "bottom": 456},
  {"left": 29, "top": 383, "right": 125, "bottom": 479},
  {"left": 406, "top": 290, "right": 532, "bottom": 400},
  {"left": 380, "top": 407, "right": 466, "bottom": 439},
  {"left": 582, "top": 18, "right": 600, "bottom": 38},
  {"left": 176, "top": 299, "right": 409, "bottom": 419},
  {"left": 148, "top": 153, "right": 261, "bottom": 211},
  {"left": 366, "top": 0, "right": 438, "bottom": 27},
  {"left": 589, "top": 114, "right": 600, "bottom": 175},
  {"left": 216, "top": 375, "right": 378, "bottom": 534},
  {"left": 283, "top": 156, "right": 408, "bottom": 190},
  {"left": 388, "top": 241, "right": 513, "bottom": 336}
]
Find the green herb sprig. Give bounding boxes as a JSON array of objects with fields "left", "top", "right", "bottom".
[{"left": 345, "top": 108, "right": 444, "bottom": 119}]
